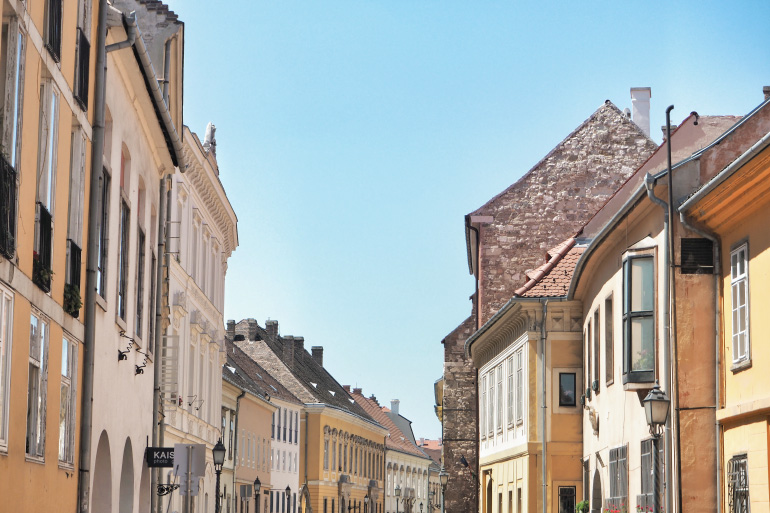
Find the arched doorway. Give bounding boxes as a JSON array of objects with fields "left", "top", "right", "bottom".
[
  {"left": 591, "top": 469, "right": 602, "bottom": 513},
  {"left": 298, "top": 484, "right": 313, "bottom": 513},
  {"left": 139, "top": 461, "right": 151, "bottom": 513},
  {"left": 93, "top": 431, "right": 112, "bottom": 513},
  {"left": 119, "top": 438, "right": 135, "bottom": 513}
]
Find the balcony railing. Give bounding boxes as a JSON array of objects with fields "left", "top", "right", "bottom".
[
  {"left": 33, "top": 203, "right": 53, "bottom": 292},
  {"left": 65, "top": 239, "right": 82, "bottom": 316},
  {"left": 0, "top": 154, "right": 16, "bottom": 259},
  {"left": 73, "top": 28, "right": 90, "bottom": 110}
]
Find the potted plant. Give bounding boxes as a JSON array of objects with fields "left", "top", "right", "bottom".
[
  {"left": 576, "top": 500, "right": 589, "bottom": 513},
  {"left": 64, "top": 283, "right": 82, "bottom": 317},
  {"left": 32, "top": 251, "right": 53, "bottom": 291}
]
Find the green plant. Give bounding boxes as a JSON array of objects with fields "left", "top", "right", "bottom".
[
  {"left": 32, "top": 252, "right": 53, "bottom": 291},
  {"left": 577, "top": 500, "right": 589, "bottom": 513},
  {"left": 63, "top": 283, "right": 82, "bottom": 317}
]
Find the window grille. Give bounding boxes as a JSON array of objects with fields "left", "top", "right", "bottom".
[
  {"left": 608, "top": 445, "right": 628, "bottom": 510},
  {"left": 680, "top": 238, "right": 714, "bottom": 274},
  {"left": 73, "top": 28, "right": 90, "bottom": 109},
  {"left": 0, "top": 156, "right": 16, "bottom": 259},
  {"left": 728, "top": 455, "right": 749, "bottom": 513},
  {"left": 45, "top": 0, "right": 62, "bottom": 61},
  {"left": 34, "top": 203, "right": 53, "bottom": 292}
]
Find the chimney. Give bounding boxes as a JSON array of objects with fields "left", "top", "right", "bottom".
[
  {"left": 311, "top": 346, "right": 323, "bottom": 367},
  {"left": 390, "top": 399, "right": 400, "bottom": 415},
  {"left": 764, "top": 86, "right": 770, "bottom": 101},
  {"left": 419, "top": 437, "right": 425, "bottom": 446},
  {"left": 226, "top": 320, "right": 235, "bottom": 338},
  {"left": 266, "top": 320, "right": 279, "bottom": 339},
  {"left": 343, "top": 385, "right": 351, "bottom": 393},
  {"left": 294, "top": 336, "right": 304, "bottom": 356},
  {"left": 353, "top": 388, "right": 362, "bottom": 395},
  {"left": 282, "top": 336, "right": 295, "bottom": 363},
  {"left": 661, "top": 125, "right": 678, "bottom": 140},
  {"left": 630, "top": 87, "right": 652, "bottom": 138},
  {"left": 246, "top": 318, "right": 259, "bottom": 341}
]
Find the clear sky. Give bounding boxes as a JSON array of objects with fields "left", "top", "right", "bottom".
[{"left": 164, "top": 0, "right": 769, "bottom": 438}]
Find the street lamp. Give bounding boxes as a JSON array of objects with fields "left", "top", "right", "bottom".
[
  {"left": 395, "top": 485, "right": 401, "bottom": 513},
  {"left": 420, "top": 502, "right": 423, "bottom": 513},
  {"left": 364, "top": 494, "right": 369, "bottom": 513},
  {"left": 254, "top": 478, "right": 261, "bottom": 513},
  {"left": 286, "top": 485, "right": 292, "bottom": 513},
  {"left": 643, "top": 383, "right": 670, "bottom": 513},
  {"left": 213, "top": 439, "right": 227, "bottom": 513},
  {"left": 438, "top": 468, "right": 448, "bottom": 513}
]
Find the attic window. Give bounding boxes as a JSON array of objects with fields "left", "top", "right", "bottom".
[
  {"left": 226, "top": 365, "right": 236, "bottom": 373},
  {"left": 680, "top": 238, "right": 714, "bottom": 274},
  {"left": 349, "top": 398, "right": 355, "bottom": 404},
  {"left": 329, "top": 391, "right": 336, "bottom": 396},
  {"left": 310, "top": 382, "right": 318, "bottom": 388},
  {"left": 255, "top": 372, "right": 263, "bottom": 380},
  {"left": 270, "top": 385, "right": 277, "bottom": 392}
]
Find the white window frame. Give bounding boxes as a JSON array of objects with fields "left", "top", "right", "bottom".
[
  {"left": 496, "top": 364, "right": 503, "bottom": 432},
  {"left": 730, "top": 243, "right": 750, "bottom": 364},
  {"left": 27, "top": 312, "right": 49, "bottom": 459},
  {"left": 0, "top": 285, "right": 13, "bottom": 451},
  {"left": 67, "top": 127, "right": 86, "bottom": 246},
  {"left": 480, "top": 374, "right": 486, "bottom": 439},
  {"left": 515, "top": 349, "right": 523, "bottom": 425},
  {"left": 37, "top": 79, "right": 60, "bottom": 213},
  {"left": 507, "top": 355, "right": 513, "bottom": 426},
  {"left": 59, "top": 336, "right": 77, "bottom": 465},
  {"left": 1, "top": 15, "right": 26, "bottom": 171}
]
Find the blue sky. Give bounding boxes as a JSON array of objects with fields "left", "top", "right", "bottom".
[{"left": 164, "top": 0, "right": 769, "bottom": 438}]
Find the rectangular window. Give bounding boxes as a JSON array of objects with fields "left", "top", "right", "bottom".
[
  {"left": 324, "top": 439, "right": 329, "bottom": 470},
  {"left": 623, "top": 255, "right": 655, "bottom": 383},
  {"left": 558, "top": 487, "right": 576, "bottom": 513},
  {"left": 97, "top": 168, "right": 110, "bottom": 297},
  {"left": 117, "top": 199, "right": 130, "bottom": 319},
  {"left": 480, "top": 374, "right": 486, "bottom": 439},
  {"left": 283, "top": 408, "right": 287, "bottom": 440},
  {"left": 586, "top": 321, "right": 591, "bottom": 396},
  {"left": 44, "top": 0, "right": 62, "bottom": 61},
  {"left": 37, "top": 80, "right": 59, "bottom": 214},
  {"left": 728, "top": 455, "right": 749, "bottom": 513},
  {"left": 593, "top": 309, "right": 600, "bottom": 394},
  {"left": 0, "top": 286, "right": 12, "bottom": 449},
  {"left": 59, "top": 336, "right": 77, "bottom": 464},
  {"left": 289, "top": 409, "right": 293, "bottom": 443},
  {"left": 26, "top": 313, "right": 49, "bottom": 458},
  {"left": 73, "top": 28, "right": 90, "bottom": 109},
  {"left": 515, "top": 350, "right": 523, "bottom": 424},
  {"left": 639, "top": 438, "right": 664, "bottom": 511},
  {"left": 136, "top": 228, "right": 145, "bottom": 335},
  {"left": 559, "top": 373, "right": 576, "bottom": 407},
  {"left": 295, "top": 411, "right": 298, "bottom": 443},
  {"left": 507, "top": 355, "right": 514, "bottom": 426},
  {"left": 332, "top": 440, "right": 336, "bottom": 470},
  {"left": 608, "top": 445, "right": 628, "bottom": 511},
  {"left": 605, "top": 296, "right": 614, "bottom": 385},
  {"left": 496, "top": 364, "right": 503, "bottom": 432},
  {"left": 731, "top": 244, "right": 749, "bottom": 364},
  {"left": 487, "top": 369, "right": 494, "bottom": 437}
]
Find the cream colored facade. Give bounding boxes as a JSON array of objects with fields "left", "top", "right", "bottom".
[
  {"left": 0, "top": 0, "right": 94, "bottom": 508},
  {"left": 467, "top": 299, "right": 583, "bottom": 513}
]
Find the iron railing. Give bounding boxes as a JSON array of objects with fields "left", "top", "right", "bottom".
[
  {"left": 0, "top": 154, "right": 16, "bottom": 259},
  {"left": 73, "top": 28, "right": 90, "bottom": 109},
  {"left": 45, "top": 0, "right": 62, "bottom": 62}
]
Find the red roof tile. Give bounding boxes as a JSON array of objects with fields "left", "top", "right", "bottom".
[{"left": 515, "top": 238, "right": 584, "bottom": 298}]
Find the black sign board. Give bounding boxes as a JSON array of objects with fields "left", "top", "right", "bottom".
[{"left": 146, "top": 447, "right": 175, "bottom": 468}]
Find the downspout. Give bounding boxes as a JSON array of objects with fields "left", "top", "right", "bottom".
[
  {"left": 540, "top": 300, "right": 548, "bottom": 513},
  {"left": 664, "top": 106, "right": 684, "bottom": 513},
  {"left": 304, "top": 411, "right": 309, "bottom": 509},
  {"left": 233, "top": 390, "right": 246, "bottom": 508},
  {"left": 78, "top": 0, "right": 108, "bottom": 510},
  {"left": 679, "top": 212, "right": 722, "bottom": 512},
  {"left": 468, "top": 222, "right": 481, "bottom": 513},
  {"left": 105, "top": 11, "right": 136, "bottom": 52},
  {"left": 151, "top": 175, "right": 170, "bottom": 513}
]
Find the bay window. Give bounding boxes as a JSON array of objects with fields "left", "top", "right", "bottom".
[{"left": 623, "top": 254, "right": 655, "bottom": 383}]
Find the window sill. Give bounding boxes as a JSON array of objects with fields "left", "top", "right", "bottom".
[
  {"left": 115, "top": 315, "right": 127, "bottom": 333},
  {"left": 58, "top": 461, "right": 75, "bottom": 471},
  {"left": 25, "top": 454, "right": 45, "bottom": 465},
  {"left": 623, "top": 381, "right": 654, "bottom": 392},
  {"left": 731, "top": 358, "right": 752, "bottom": 374},
  {"left": 95, "top": 293, "right": 107, "bottom": 312}
]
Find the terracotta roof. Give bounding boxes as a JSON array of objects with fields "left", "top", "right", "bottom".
[
  {"left": 350, "top": 391, "right": 428, "bottom": 459},
  {"left": 515, "top": 238, "right": 584, "bottom": 298}
]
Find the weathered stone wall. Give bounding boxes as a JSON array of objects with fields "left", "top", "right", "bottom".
[
  {"left": 442, "top": 316, "right": 478, "bottom": 513},
  {"left": 474, "top": 101, "right": 658, "bottom": 325}
]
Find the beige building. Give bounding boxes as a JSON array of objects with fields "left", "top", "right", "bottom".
[{"left": 466, "top": 239, "right": 584, "bottom": 513}]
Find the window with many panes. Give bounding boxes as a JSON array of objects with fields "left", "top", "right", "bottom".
[
  {"left": 558, "top": 487, "right": 576, "bottom": 513},
  {"left": 59, "top": 336, "right": 77, "bottom": 464},
  {"left": 623, "top": 254, "right": 655, "bottom": 383},
  {"left": 27, "top": 313, "right": 49, "bottom": 458},
  {"left": 730, "top": 243, "right": 749, "bottom": 365},
  {"left": 0, "top": 285, "right": 12, "bottom": 451},
  {"left": 608, "top": 445, "right": 628, "bottom": 511},
  {"left": 728, "top": 455, "right": 749, "bottom": 513}
]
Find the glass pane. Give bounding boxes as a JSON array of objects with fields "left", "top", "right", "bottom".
[
  {"left": 29, "top": 315, "right": 39, "bottom": 360},
  {"left": 631, "top": 316, "right": 654, "bottom": 371},
  {"left": 559, "top": 374, "right": 576, "bottom": 406},
  {"left": 59, "top": 382, "right": 70, "bottom": 458},
  {"left": 631, "top": 258, "right": 654, "bottom": 311},
  {"left": 61, "top": 340, "right": 68, "bottom": 376}
]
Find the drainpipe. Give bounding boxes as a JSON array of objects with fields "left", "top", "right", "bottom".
[
  {"left": 77, "top": 0, "right": 109, "bottom": 510},
  {"left": 540, "top": 300, "right": 548, "bottom": 513},
  {"left": 679, "top": 212, "right": 722, "bottom": 512},
  {"left": 105, "top": 11, "right": 136, "bottom": 52}
]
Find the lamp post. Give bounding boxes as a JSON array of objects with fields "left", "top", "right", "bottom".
[
  {"left": 254, "top": 478, "right": 261, "bottom": 513},
  {"left": 286, "top": 485, "right": 292, "bottom": 513},
  {"left": 419, "top": 502, "right": 423, "bottom": 513},
  {"left": 438, "top": 468, "right": 448, "bottom": 513},
  {"left": 643, "top": 383, "right": 670, "bottom": 513},
  {"left": 213, "top": 439, "right": 227, "bottom": 513},
  {"left": 395, "top": 485, "right": 401, "bottom": 513},
  {"left": 364, "top": 494, "right": 369, "bottom": 513}
]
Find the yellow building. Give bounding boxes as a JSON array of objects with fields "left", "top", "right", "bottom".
[
  {"left": 0, "top": 0, "right": 96, "bottom": 508},
  {"left": 465, "top": 239, "right": 584, "bottom": 513},
  {"left": 229, "top": 319, "right": 387, "bottom": 513},
  {"left": 680, "top": 99, "right": 770, "bottom": 513}
]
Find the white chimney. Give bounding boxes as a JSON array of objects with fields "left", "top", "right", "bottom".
[
  {"left": 630, "top": 87, "right": 652, "bottom": 138},
  {"left": 390, "top": 399, "right": 400, "bottom": 415}
]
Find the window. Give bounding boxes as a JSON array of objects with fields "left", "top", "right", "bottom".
[
  {"left": 487, "top": 369, "right": 494, "bottom": 437},
  {"left": 507, "top": 356, "right": 514, "bottom": 425},
  {"left": 117, "top": 198, "right": 130, "bottom": 319},
  {"left": 639, "top": 438, "right": 664, "bottom": 512},
  {"left": 295, "top": 411, "right": 298, "bottom": 443},
  {"left": 289, "top": 409, "right": 293, "bottom": 443},
  {"left": 136, "top": 229, "right": 145, "bottom": 335},
  {"left": 27, "top": 313, "right": 49, "bottom": 457},
  {"left": 283, "top": 408, "right": 287, "bottom": 440},
  {"left": 34, "top": 81, "right": 59, "bottom": 292},
  {"left": 593, "top": 310, "right": 600, "bottom": 393},
  {"left": 0, "top": 16, "right": 25, "bottom": 259},
  {"left": 97, "top": 167, "right": 110, "bottom": 297},
  {"left": 584, "top": 328, "right": 590, "bottom": 401},
  {"left": 605, "top": 296, "right": 614, "bottom": 385},
  {"left": 0, "top": 286, "right": 12, "bottom": 450},
  {"left": 496, "top": 364, "right": 503, "bottom": 432},
  {"left": 730, "top": 244, "right": 749, "bottom": 364},
  {"left": 559, "top": 373, "right": 576, "bottom": 407},
  {"left": 73, "top": 24, "right": 91, "bottom": 109},
  {"left": 59, "top": 336, "right": 77, "bottom": 464},
  {"left": 480, "top": 374, "right": 486, "bottom": 438},
  {"left": 332, "top": 439, "right": 336, "bottom": 470},
  {"left": 558, "top": 487, "right": 576, "bottom": 513},
  {"left": 44, "top": 0, "right": 63, "bottom": 61},
  {"left": 66, "top": 128, "right": 86, "bottom": 315},
  {"left": 515, "top": 350, "right": 523, "bottom": 425},
  {"left": 608, "top": 445, "right": 628, "bottom": 511},
  {"left": 623, "top": 255, "right": 655, "bottom": 383},
  {"left": 728, "top": 455, "right": 749, "bottom": 513},
  {"left": 324, "top": 439, "right": 329, "bottom": 470}
]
